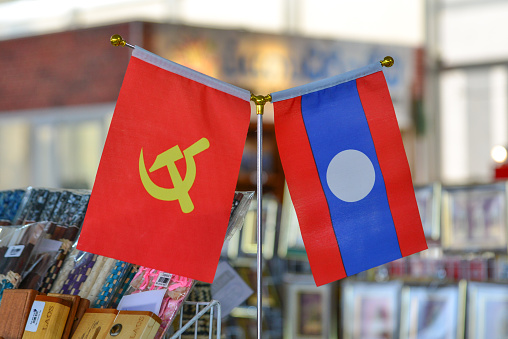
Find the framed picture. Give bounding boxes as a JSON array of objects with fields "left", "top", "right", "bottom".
[
  {"left": 284, "top": 275, "right": 335, "bottom": 339},
  {"left": 414, "top": 183, "right": 441, "bottom": 240},
  {"left": 227, "top": 194, "right": 279, "bottom": 260},
  {"left": 399, "top": 283, "right": 466, "bottom": 339},
  {"left": 467, "top": 282, "right": 508, "bottom": 339},
  {"left": 342, "top": 280, "right": 402, "bottom": 339},
  {"left": 278, "top": 182, "right": 307, "bottom": 260},
  {"left": 441, "top": 182, "right": 508, "bottom": 252}
]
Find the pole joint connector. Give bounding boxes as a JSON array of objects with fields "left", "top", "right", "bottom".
[{"left": 250, "top": 93, "right": 272, "bottom": 115}]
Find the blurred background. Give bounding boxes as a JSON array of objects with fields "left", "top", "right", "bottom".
[
  {"left": 1, "top": 0, "right": 508, "bottom": 338},
  {"left": 2, "top": 0, "right": 506, "bottom": 189}
]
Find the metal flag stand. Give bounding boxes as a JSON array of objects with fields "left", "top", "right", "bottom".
[{"left": 110, "top": 34, "right": 395, "bottom": 338}]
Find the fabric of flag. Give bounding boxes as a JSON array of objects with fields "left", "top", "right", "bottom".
[
  {"left": 78, "top": 47, "right": 251, "bottom": 283},
  {"left": 272, "top": 62, "right": 427, "bottom": 286}
]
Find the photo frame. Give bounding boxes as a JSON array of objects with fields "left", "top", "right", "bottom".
[
  {"left": 467, "top": 281, "right": 508, "bottom": 339},
  {"left": 342, "top": 280, "right": 402, "bottom": 339},
  {"left": 399, "top": 283, "right": 466, "bottom": 339},
  {"left": 283, "top": 275, "right": 335, "bottom": 339},
  {"left": 227, "top": 194, "right": 279, "bottom": 260},
  {"left": 441, "top": 182, "right": 508, "bottom": 252},
  {"left": 278, "top": 182, "right": 307, "bottom": 260},
  {"left": 414, "top": 183, "right": 441, "bottom": 240}
]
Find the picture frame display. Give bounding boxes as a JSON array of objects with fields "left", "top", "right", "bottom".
[
  {"left": 284, "top": 275, "right": 334, "bottom": 339},
  {"left": 399, "top": 283, "right": 465, "bottom": 339},
  {"left": 414, "top": 183, "right": 441, "bottom": 241},
  {"left": 441, "top": 182, "right": 508, "bottom": 252},
  {"left": 467, "top": 282, "right": 508, "bottom": 339},
  {"left": 342, "top": 281, "right": 402, "bottom": 339}
]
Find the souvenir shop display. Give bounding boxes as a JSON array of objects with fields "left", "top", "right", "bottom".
[{"left": 0, "top": 187, "right": 253, "bottom": 338}]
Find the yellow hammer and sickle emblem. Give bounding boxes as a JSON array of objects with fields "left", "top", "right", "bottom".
[{"left": 139, "top": 138, "right": 210, "bottom": 213}]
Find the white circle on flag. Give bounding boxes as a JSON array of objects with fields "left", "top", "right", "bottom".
[{"left": 326, "top": 149, "right": 375, "bottom": 202}]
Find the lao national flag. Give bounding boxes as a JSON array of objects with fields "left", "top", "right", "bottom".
[
  {"left": 78, "top": 47, "right": 251, "bottom": 282},
  {"left": 272, "top": 62, "right": 427, "bottom": 286}
]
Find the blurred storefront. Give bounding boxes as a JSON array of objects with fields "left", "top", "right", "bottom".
[{"left": 0, "top": 20, "right": 418, "bottom": 193}]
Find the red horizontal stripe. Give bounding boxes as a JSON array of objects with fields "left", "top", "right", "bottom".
[
  {"left": 356, "top": 72, "right": 427, "bottom": 256},
  {"left": 274, "top": 96, "right": 346, "bottom": 286}
]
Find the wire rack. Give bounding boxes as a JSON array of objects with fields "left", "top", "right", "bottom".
[{"left": 168, "top": 300, "right": 221, "bottom": 339}]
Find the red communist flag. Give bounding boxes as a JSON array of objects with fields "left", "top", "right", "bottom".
[{"left": 78, "top": 47, "right": 251, "bottom": 282}]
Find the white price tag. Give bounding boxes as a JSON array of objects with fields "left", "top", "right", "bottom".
[
  {"left": 5, "top": 245, "right": 25, "bottom": 258},
  {"left": 25, "top": 301, "right": 45, "bottom": 332},
  {"left": 154, "top": 272, "right": 172, "bottom": 288}
]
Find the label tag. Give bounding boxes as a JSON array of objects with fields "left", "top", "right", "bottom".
[
  {"left": 5, "top": 245, "right": 25, "bottom": 258},
  {"left": 25, "top": 301, "right": 45, "bottom": 332},
  {"left": 154, "top": 272, "right": 172, "bottom": 288},
  {"left": 211, "top": 261, "right": 254, "bottom": 317}
]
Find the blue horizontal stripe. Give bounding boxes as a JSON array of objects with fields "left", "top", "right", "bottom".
[{"left": 301, "top": 79, "right": 402, "bottom": 276}]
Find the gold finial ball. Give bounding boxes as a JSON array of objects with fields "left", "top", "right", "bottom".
[
  {"left": 110, "top": 34, "right": 126, "bottom": 47},
  {"left": 381, "top": 56, "right": 394, "bottom": 67}
]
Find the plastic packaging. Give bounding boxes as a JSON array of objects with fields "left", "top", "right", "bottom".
[
  {"left": 38, "top": 239, "right": 74, "bottom": 294},
  {"left": 0, "top": 222, "right": 47, "bottom": 302},
  {"left": 49, "top": 244, "right": 81, "bottom": 294},
  {"left": 225, "top": 191, "right": 254, "bottom": 240},
  {"left": 18, "top": 238, "right": 64, "bottom": 290},
  {"left": 123, "top": 267, "right": 194, "bottom": 339}
]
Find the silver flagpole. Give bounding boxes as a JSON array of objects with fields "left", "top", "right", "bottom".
[
  {"left": 251, "top": 93, "right": 271, "bottom": 339},
  {"left": 256, "top": 112, "right": 263, "bottom": 339}
]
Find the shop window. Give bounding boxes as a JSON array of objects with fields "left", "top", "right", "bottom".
[
  {"left": 0, "top": 105, "right": 112, "bottom": 190},
  {"left": 0, "top": 120, "right": 30, "bottom": 190}
]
